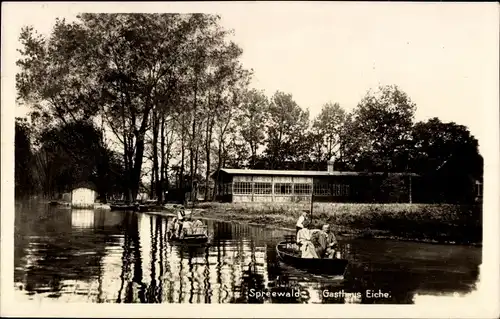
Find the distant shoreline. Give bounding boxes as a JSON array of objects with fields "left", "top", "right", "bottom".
[{"left": 136, "top": 202, "right": 482, "bottom": 247}]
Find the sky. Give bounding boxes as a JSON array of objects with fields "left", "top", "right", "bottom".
[{"left": 2, "top": 2, "right": 498, "bottom": 157}]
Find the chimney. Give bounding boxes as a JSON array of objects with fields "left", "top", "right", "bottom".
[{"left": 327, "top": 156, "right": 335, "bottom": 173}]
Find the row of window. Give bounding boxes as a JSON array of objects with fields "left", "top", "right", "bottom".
[{"left": 232, "top": 182, "right": 350, "bottom": 196}]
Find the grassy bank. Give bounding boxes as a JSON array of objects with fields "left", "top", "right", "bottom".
[{"left": 193, "top": 202, "right": 482, "bottom": 245}]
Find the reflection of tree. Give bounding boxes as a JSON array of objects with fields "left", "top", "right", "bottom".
[
  {"left": 265, "top": 243, "right": 282, "bottom": 281},
  {"left": 115, "top": 212, "right": 148, "bottom": 303},
  {"left": 178, "top": 246, "right": 184, "bottom": 303},
  {"left": 139, "top": 217, "right": 273, "bottom": 303},
  {"left": 230, "top": 263, "right": 266, "bottom": 303},
  {"left": 156, "top": 216, "right": 165, "bottom": 302},
  {"left": 97, "top": 268, "right": 104, "bottom": 303},
  {"left": 217, "top": 240, "right": 222, "bottom": 303},
  {"left": 204, "top": 247, "right": 211, "bottom": 303},
  {"left": 188, "top": 252, "right": 195, "bottom": 303},
  {"left": 20, "top": 209, "right": 479, "bottom": 305},
  {"left": 129, "top": 213, "right": 146, "bottom": 303},
  {"left": 230, "top": 239, "right": 266, "bottom": 303},
  {"left": 18, "top": 207, "right": 119, "bottom": 296},
  {"left": 116, "top": 221, "right": 132, "bottom": 303},
  {"left": 146, "top": 216, "right": 159, "bottom": 303},
  {"left": 212, "top": 221, "right": 234, "bottom": 240},
  {"left": 125, "top": 280, "right": 134, "bottom": 303}
]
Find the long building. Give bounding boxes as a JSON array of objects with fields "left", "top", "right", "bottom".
[{"left": 211, "top": 160, "right": 419, "bottom": 204}]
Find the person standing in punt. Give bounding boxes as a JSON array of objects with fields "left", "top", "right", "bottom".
[
  {"left": 176, "top": 205, "right": 186, "bottom": 238},
  {"left": 296, "top": 210, "right": 309, "bottom": 237}
]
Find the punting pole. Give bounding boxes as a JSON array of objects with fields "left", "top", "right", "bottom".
[
  {"left": 409, "top": 175, "right": 413, "bottom": 204},
  {"left": 310, "top": 185, "right": 314, "bottom": 219}
]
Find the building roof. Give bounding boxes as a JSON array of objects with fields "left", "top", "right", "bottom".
[
  {"left": 72, "top": 181, "right": 98, "bottom": 191},
  {"left": 212, "top": 168, "right": 419, "bottom": 178}
]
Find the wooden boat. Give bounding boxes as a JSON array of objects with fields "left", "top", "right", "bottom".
[
  {"left": 49, "top": 201, "right": 70, "bottom": 207},
  {"left": 169, "top": 233, "right": 209, "bottom": 245},
  {"left": 93, "top": 203, "right": 111, "bottom": 210},
  {"left": 109, "top": 203, "right": 163, "bottom": 212},
  {"left": 109, "top": 204, "right": 137, "bottom": 211},
  {"left": 167, "top": 224, "right": 210, "bottom": 245},
  {"left": 137, "top": 204, "right": 164, "bottom": 212},
  {"left": 276, "top": 241, "right": 348, "bottom": 275},
  {"left": 136, "top": 205, "right": 151, "bottom": 212}
]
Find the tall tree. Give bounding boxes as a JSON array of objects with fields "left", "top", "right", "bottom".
[
  {"left": 236, "top": 89, "right": 269, "bottom": 168},
  {"left": 88, "top": 13, "right": 192, "bottom": 202},
  {"left": 16, "top": 14, "right": 240, "bottom": 201},
  {"left": 310, "top": 102, "right": 346, "bottom": 162},
  {"left": 211, "top": 69, "right": 251, "bottom": 199},
  {"left": 15, "top": 117, "right": 37, "bottom": 197},
  {"left": 342, "top": 85, "right": 416, "bottom": 171},
  {"left": 202, "top": 40, "right": 248, "bottom": 200},
  {"left": 16, "top": 22, "right": 100, "bottom": 126},
  {"left": 263, "top": 91, "right": 310, "bottom": 169},
  {"left": 34, "top": 120, "right": 119, "bottom": 199},
  {"left": 411, "top": 118, "right": 482, "bottom": 203}
]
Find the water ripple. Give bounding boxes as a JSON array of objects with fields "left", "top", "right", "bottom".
[{"left": 13, "top": 205, "right": 481, "bottom": 304}]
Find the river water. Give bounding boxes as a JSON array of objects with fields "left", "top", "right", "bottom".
[{"left": 14, "top": 201, "right": 481, "bottom": 304}]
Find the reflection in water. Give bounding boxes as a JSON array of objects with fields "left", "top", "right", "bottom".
[
  {"left": 14, "top": 201, "right": 481, "bottom": 304},
  {"left": 71, "top": 210, "right": 95, "bottom": 229}
]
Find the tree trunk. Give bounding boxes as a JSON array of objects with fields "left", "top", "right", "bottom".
[
  {"left": 131, "top": 125, "right": 147, "bottom": 201},
  {"left": 180, "top": 126, "right": 185, "bottom": 190},
  {"left": 213, "top": 138, "right": 224, "bottom": 202},
  {"left": 251, "top": 146, "right": 256, "bottom": 168},
  {"left": 121, "top": 105, "right": 132, "bottom": 203},
  {"left": 164, "top": 126, "right": 174, "bottom": 202},
  {"left": 194, "top": 139, "right": 200, "bottom": 203},
  {"left": 152, "top": 112, "right": 160, "bottom": 202},
  {"left": 190, "top": 77, "right": 198, "bottom": 203},
  {"left": 123, "top": 130, "right": 129, "bottom": 201},
  {"left": 189, "top": 136, "right": 194, "bottom": 203},
  {"left": 149, "top": 164, "right": 155, "bottom": 199},
  {"left": 126, "top": 132, "right": 135, "bottom": 202},
  {"left": 164, "top": 155, "right": 170, "bottom": 197},
  {"left": 221, "top": 140, "right": 227, "bottom": 168},
  {"left": 205, "top": 118, "right": 213, "bottom": 201},
  {"left": 159, "top": 115, "right": 165, "bottom": 204}
]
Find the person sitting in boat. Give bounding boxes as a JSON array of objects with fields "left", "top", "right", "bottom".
[
  {"left": 295, "top": 210, "right": 309, "bottom": 237},
  {"left": 296, "top": 221, "right": 319, "bottom": 259},
  {"left": 317, "top": 224, "right": 338, "bottom": 259},
  {"left": 181, "top": 217, "right": 193, "bottom": 238},
  {"left": 309, "top": 223, "right": 325, "bottom": 257},
  {"left": 193, "top": 219, "right": 203, "bottom": 228},
  {"left": 191, "top": 219, "right": 205, "bottom": 235}
]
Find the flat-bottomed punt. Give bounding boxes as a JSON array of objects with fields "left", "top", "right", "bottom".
[
  {"left": 276, "top": 241, "right": 348, "bottom": 275},
  {"left": 167, "top": 224, "right": 210, "bottom": 245},
  {"left": 109, "top": 204, "right": 158, "bottom": 212},
  {"left": 168, "top": 233, "right": 209, "bottom": 245},
  {"left": 109, "top": 204, "right": 136, "bottom": 211}
]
